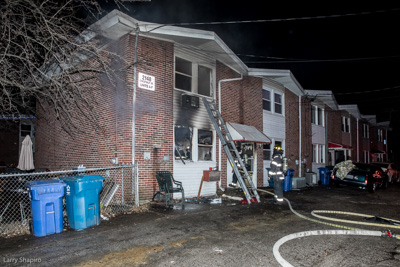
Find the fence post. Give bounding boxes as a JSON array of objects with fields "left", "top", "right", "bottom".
[
  {"left": 121, "top": 167, "right": 125, "bottom": 204},
  {"left": 134, "top": 162, "right": 139, "bottom": 207}
]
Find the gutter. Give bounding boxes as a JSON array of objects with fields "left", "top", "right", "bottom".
[
  {"left": 132, "top": 25, "right": 140, "bottom": 206},
  {"left": 298, "top": 95, "right": 302, "bottom": 176}
]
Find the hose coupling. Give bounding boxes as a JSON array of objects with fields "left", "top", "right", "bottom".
[{"left": 384, "top": 230, "right": 393, "bottom": 238}]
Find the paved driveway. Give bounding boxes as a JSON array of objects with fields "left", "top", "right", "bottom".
[{"left": 1, "top": 184, "right": 400, "bottom": 266}]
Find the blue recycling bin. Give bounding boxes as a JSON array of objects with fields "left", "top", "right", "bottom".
[
  {"left": 284, "top": 169, "right": 294, "bottom": 191},
  {"left": 318, "top": 167, "right": 329, "bottom": 185},
  {"left": 25, "top": 180, "right": 66, "bottom": 237},
  {"left": 61, "top": 175, "right": 104, "bottom": 230}
]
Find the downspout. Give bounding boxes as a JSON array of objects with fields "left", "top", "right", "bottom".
[
  {"left": 386, "top": 128, "right": 388, "bottom": 161},
  {"left": 356, "top": 118, "right": 359, "bottom": 162},
  {"left": 325, "top": 111, "right": 328, "bottom": 166},
  {"left": 218, "top": 74, "right": 243, "bottom": 187},
  {"left": 132, "top": 25, "right": 140, "bottom": 206},
  {"left": 298, "top": 95, "right": 302, "bottom": 176}
]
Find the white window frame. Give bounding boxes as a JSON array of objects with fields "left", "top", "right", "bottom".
[
  {"left": 174, "top": 126, "right": 216, "bottom": 163},
  {"left": 262, "top": 89, "right": 271, "bottom": 112},
  {"left": 363, "top": 151, "right": 370, "bottom": 163},
  {"left": 311, "top": 105, "right": 324, "bottom": 126},
  {"left": 312, "top": 144, "right": 325, "bottom": 163},
  {"left": 262, "top": 87, "right": 284, "bottom": 116},
  {"left": 342, "top": 116, "right": 350, "bottom": 133},
  {"left": 378, "top": 129, "right": 383, "bottom": 142},
  {"left": 263, "top": 143, "right": 271, "bottom": 161},
  {"left": 363, "top": 124, "right": 369, "bottom": 138},
  {"left": 174, "top": 55, "right": 215, "bottom": 98},
  {"left": 273, "top": 92, "right": 283, "bottom": 115}
]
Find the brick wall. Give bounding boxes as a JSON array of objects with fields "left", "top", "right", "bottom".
[
  {"left": 301, "top": 98, "right": 313, "bottom": 174},
  {"left": 216, "top": 62, "right": 264, "bottom": 187},
  {"left": 133, "top": 35, "right": 174, "bottom": 199},
  {"left": 327, "top": 107, "right": 342, "bottom": 144},
  {"left": 284, "top": 89, "right": 300, "bottom": 176},
  {"left": 35, "top": 34, "right": 133, "bottom": 170},
  {"left": 35, "top": 34, "right": 174, "bottom": 200}
]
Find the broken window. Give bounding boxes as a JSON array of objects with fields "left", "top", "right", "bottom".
[
  {"left": 198, "top": 66, "right": 212, "bottom": 97},
  {"left": 175, "top": 126, "right": 192, "bottom": 160},
  {"left": 198, "top": 130, "right": 212, "bottom": 161}
]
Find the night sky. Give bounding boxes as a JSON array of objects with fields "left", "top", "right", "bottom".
[{"left": 99, "top": 1, "right": 400, "bottom": 159}]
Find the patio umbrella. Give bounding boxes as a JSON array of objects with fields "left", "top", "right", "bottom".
[{"left": 17, "top": 135, "right": 35, "bottom": 171}]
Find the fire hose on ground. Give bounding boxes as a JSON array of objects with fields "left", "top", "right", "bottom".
[{"left": 257, "top": 188, "right": 400, "bottom": 267}]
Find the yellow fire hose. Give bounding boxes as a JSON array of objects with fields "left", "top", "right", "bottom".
[{"left": 257, "top": 188, "right": 400, "bottom": 267}]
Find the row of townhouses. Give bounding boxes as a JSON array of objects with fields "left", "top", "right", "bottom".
[{"left": 0, "top": 10, "right": 391, "bottom": 201}]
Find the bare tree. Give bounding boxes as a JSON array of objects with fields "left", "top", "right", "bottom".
[{"left": 0, "top": 0, "right": 130, "bottom": 134}]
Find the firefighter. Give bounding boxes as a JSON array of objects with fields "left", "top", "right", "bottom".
[{"left": 270, "top": 146, "right": 285, "bottom": 204}]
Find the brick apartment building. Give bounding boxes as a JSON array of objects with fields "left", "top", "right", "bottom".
[
  {"left": 305, "top": 90, "right": 391, "bottom": 181},
  {"left": 28, "top": 10, "right": 314, "bottom": 201}
]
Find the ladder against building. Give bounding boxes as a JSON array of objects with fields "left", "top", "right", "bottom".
[{"left": 202, "top": 97, "right": 260, "bottom": 204}]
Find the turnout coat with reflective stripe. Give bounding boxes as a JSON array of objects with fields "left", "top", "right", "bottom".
[{"left": 270, "top": 154, "right": 284, "bottom": 180}]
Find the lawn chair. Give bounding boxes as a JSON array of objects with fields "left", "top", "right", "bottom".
[{"left": 155, "top": 171, "right": 185, "bottom": 208}]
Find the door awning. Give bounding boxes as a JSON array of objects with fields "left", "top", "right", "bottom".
[
  {"left": 371, "top": 148, "right": 385, "bottom": 154},
  {"left": 227, "top": 122, "right": 271, "bottom": 144},
  {"left": 328, "top": 142, "right": 352, "bottom": 150}
]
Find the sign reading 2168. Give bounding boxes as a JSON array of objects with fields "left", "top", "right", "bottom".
[{"left": 138, "top": 72, "right": 155, "bottom": 91}]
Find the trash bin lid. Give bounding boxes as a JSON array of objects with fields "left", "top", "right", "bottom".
[
  {"left": 25, "top": 179, "right": 65, "bottom": 189},
  {"left": 61, "top": 175, "right": 105, "bottom": 182},
  {"left": 25, "top": 180, "right": 66, "bottom": 200}
]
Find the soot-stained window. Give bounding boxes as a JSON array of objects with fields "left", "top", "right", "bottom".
[
  {"left": 198, "top": 130, "right": 212, "bottom": 161},
  {"left": 175, "top": 126, "right": 193, "bottom": 160}
]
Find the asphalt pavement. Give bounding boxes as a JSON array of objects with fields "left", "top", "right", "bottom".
[{"left": 1, "top": 183, "right": 400, "bottom": 266}]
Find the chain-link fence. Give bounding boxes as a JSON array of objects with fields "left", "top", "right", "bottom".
[{"left": 0, "top": 164, "right": 138, "bottom": 238}]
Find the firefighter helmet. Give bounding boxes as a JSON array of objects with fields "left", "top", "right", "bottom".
[{"left": 273, "top": 145, "right": 283, "bottom": 155}]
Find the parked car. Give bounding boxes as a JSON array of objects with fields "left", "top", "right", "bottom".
[
  {"left": 371, "top": 162, "right": 399, "bottom": 183},
  {"left": 331, "top": 162, "right": 388, "bottom": 193}
]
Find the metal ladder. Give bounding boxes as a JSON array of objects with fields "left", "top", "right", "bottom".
[{"left": 202, "top": 97, "right": 260, "bottom": 204}]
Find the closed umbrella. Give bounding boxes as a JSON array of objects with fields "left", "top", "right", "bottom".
[{"left": 17, "top": 135, "right": 35, "bottom": 171}]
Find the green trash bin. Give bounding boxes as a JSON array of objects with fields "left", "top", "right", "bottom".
[{"left": 61, "top": 175, "right": 104, "bottom": 230}]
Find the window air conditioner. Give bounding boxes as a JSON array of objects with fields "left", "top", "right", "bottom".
[{"left": 182, "top": 95, "right": 199, "bottom": 108}]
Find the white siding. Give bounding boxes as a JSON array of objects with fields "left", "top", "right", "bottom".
[
  {"left": 263, "top": 111, "right": 285, "bottom": 138},
  {"left": 312, "top": 124, "right": 325, "bottom": 144},
  {"left": 262, "top": 79, "right": 286, "bottom": 186},
  {"left": 173, "top": 161, "right": 217, "bottom": 198}
]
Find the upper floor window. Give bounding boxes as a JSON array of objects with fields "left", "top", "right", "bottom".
[
  {"left": 363, "top": 124, "right": 369, "bottom": 138},
  {"left": 263, "top": 89, "right": 284, "bottom": 115},
  {"left": 341, "top": 116, "right": 350, "bottom": 133},
  {"left": 262, "top": 90, "right": 271, "bottom": 111},
  {"left": 274, "top": 93, "right": 282, "bottom": 114},
  {"left": 311, "top": 105, "right": 324, "bottom": 126},
  {"left": 378, "top": 129, "right": 383, "bottom": 142},
  {"left": 175, "top": 57, "right": 213, "bottom": 97}
]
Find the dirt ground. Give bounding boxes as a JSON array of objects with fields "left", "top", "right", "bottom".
[{"left": 1, "top": 183, "right": 400, "bottom": 266}]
